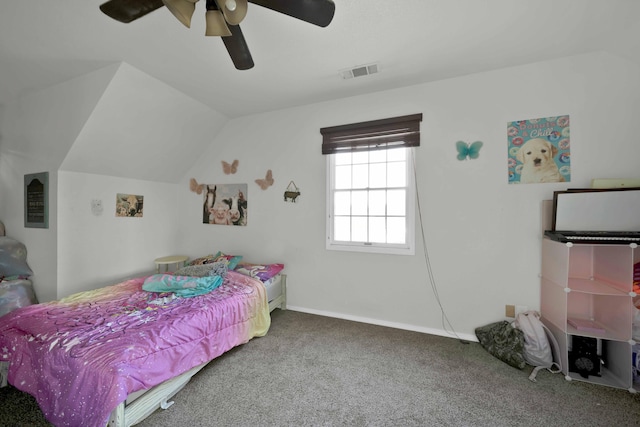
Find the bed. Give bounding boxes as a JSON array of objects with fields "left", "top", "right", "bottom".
[{"left": 0, "top": 256, "right": 286, "bottom": 427}]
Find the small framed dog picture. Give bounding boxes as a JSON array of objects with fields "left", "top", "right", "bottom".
[{"left": 507, "top": 115, "right": 570, "bottom": 184}]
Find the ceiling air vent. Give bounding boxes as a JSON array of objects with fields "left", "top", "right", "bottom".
[{"left": 340, "top": 63, "right": 380, "bottom": 80}]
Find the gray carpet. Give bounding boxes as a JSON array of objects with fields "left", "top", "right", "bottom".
[{"left": 2, "top": 309, "right": 640, "bottom": 426}]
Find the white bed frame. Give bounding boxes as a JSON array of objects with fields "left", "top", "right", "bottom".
[{"left": 107, "top": 274, "right": 286, "bottom": 427}]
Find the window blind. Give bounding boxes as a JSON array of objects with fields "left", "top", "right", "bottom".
[{"left": 320, "top": 113, "right": 422, "bottom": 155}]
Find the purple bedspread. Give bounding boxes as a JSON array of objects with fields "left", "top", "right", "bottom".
[{"left": 0, "top": 271, "right": 270, "bottom": 427}]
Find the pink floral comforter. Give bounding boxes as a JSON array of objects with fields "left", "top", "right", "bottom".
[{"left": 0, "top": 271, "right": 270, "bottom": 427}]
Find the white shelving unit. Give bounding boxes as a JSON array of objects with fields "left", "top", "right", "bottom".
[{"left": 540, "top": 237, "right": 639, "bottom": 392}]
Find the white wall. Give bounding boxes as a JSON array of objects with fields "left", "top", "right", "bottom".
[
  {"left": 57, "top": 171, "right": 178, "bottom": 297},
  {"left": 0, "top": 62, "right": 229, "bottom": 301},
  {"left": 0, "top": 65, "right": 116, "bottom": 302},
  {"left": 176, "top": 52, "right": 640, "bottom": 340},
  {"left": 3, "top": 51, "right": 638, "bottom": 340},
  {"left": 0, "top": 152, "right": 58, "bottom": 302}
]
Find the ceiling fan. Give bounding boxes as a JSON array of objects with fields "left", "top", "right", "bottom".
[{"left": 99, "top": 0, "right": 336, "bottom": 70}]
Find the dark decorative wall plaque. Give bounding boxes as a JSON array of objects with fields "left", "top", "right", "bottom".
[{"left": 24, "top": 172, "right": 49, "bottom": 228}]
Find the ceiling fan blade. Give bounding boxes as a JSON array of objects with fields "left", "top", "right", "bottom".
[
  {"left": 222, "top": 25, "right": 254, "bottom": 70},
  {"left": 248, "top": 0, "right": 335, "bottom": 27},
  {"left": 100, "top": 0, "right": 165, "bottom": 23}
]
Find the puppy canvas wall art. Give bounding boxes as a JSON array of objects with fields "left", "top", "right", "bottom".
[
  {"left": 516, "top": 138, "right": 565, "bottom": 183},
  {"left": 507, "top": 115, "right": 570, "bottom": 184}
]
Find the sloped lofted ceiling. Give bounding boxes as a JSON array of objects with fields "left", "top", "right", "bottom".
[
  {"left": 0, "top": 61, "right": 226, "bottom": 184},
  {"left": 59, "top": 63, "right": 228, "bottom": 183},
  {"left": 1, "top": 0, "right": 640, "bottom": 120}
]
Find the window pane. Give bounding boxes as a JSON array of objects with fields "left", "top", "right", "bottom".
[
  {"left": 387, "top": 189, "right": 405, "bottom": 216},
  {"left": 387, "top": 217, "right": 406, "bottom": 244},
  {"left": 334, "top": 191, "right": 351, "bottom": 216},
  {"left": 352, "top": 151, "right": 368, "bottom": 165},
  {"left": 334, "top": 216, "right": 350, "bottom": 241},
  {"left": 387, "top": 147, "right": 405, "bottom": 162},
  {"left": 387, "top": 161, "right": 406, "bottom": 187},
  {"left": 352, "top": 164, "right": 368, "bottom": 188},
  {"left": 368, "top": 190, "right": 386, "bottom": 216},
  {"left": 351, "top": 216, "right": 368, "bottom": 242},
  {"left": 369, "top": 149, "right": 386, "bottom": 163},
  {"left": 369, "top": 163, "right": 387, "bottom": 188},
  {"left": 335, "top": 152, "right": 352, "bottom": 166},
  {"left": 327, "top": 146, "right": 415, "bottom": 255},
  {"left": 335, "top": 165, "right": 352, "bottom": 189},
  {"left": 351, "top": 190, "right": 368, "bottom": 216},
  {"left": 369, "top": 217, "right": 386, "bottom": 243}
]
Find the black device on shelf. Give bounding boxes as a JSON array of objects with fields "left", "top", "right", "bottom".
[{"left": 569, "top": 336, "right": 605, "bottom": 379}]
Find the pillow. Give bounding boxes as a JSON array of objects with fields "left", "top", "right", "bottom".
[
  {"left": 187, "top": 254, "right": 215, "bottom": 266},
  {"left": 174, "top": 264, "right": 216, "bottom": 277},
  {"left": 207, "top": 261, "right": 229, "bottom": 278},
  {"left": 0, "top": 237, "right": 33, "bottom": 277},
  {"left": 235, "top": 262, "right": 284, "bottom": 282},
  {"left": 213, "top": 251, "right": 242, "bottom": 270}
]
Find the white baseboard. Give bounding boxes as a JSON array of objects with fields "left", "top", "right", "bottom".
[{"left": 285, "top": 305, "right": 478, "bottom": 342}]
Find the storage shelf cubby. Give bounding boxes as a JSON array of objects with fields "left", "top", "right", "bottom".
[
  {"left": 540, "top": 237, "right": 639, "bottom": 392},
  {"left": 565, "top": 337, "right": 632, "bottom": 390}
]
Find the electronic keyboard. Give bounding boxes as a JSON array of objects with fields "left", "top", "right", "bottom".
[{"left": 544, "top": 230, "right": 640, "bottom": 244}]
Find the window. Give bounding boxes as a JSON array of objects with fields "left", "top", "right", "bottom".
[{"left": 321, "top": 114, "right": 422, "bottom": 255}]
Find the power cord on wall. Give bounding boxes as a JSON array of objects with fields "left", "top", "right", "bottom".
[{"left": 411, "top": 150, "right": 468, "bottom": 344}]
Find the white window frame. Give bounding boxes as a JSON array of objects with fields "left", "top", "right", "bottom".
[{"left": 325, "top": 147, "right": 416, "bottom": 255}]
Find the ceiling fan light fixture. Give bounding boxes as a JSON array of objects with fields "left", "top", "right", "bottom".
[
  {"left": 163, "top": 0, "right": 198, "bottom": 28},
  {"left": 205, "top": 10, "right": 232, "bottom": 36},
  {"left": 215, "top": 0, "right": 247, "bottom": 25}
]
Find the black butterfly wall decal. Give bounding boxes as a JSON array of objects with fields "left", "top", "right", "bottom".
[{"left": 255, "top": 170, "right": 274, "bottom": 190}]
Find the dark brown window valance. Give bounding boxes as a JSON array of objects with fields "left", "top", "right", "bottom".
[{"left": 320, "top": 113, "right": 422, "bottom": 155}]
